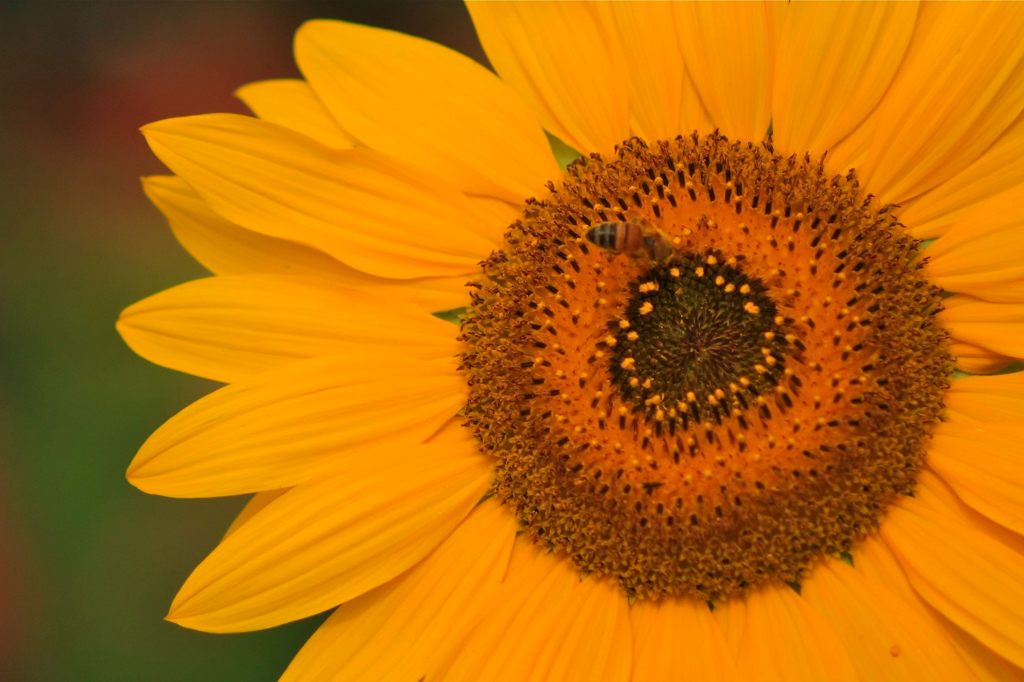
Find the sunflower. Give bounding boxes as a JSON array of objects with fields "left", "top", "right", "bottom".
[{"left": 119, "top": 2, "right": 1024, "bottom": 680}]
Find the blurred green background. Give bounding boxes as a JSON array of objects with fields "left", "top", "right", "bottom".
[{"left": 0, "top": 2, "right": 485, "bottom": 679}]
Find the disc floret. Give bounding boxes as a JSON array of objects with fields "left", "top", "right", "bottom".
[{"left": 461, "top": 133, "right": 951, "bottom": 599}]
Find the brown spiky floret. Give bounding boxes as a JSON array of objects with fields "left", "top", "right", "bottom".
[{"left": 461, "top": 133, "right": 952, "bottom": 600}]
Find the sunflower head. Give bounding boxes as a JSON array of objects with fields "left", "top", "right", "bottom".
[{"left": 462, "top": 133, "right": 952, "bottom": 599}]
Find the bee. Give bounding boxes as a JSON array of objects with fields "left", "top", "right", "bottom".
[{"left": 585, "top": 219, "right": 675, "bottom": 263}]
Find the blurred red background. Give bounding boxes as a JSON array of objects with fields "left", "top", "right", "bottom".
[{"left": 0, "top": 3, "right": 484, "bottom": 679}]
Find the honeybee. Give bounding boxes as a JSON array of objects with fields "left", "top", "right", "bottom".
[{"left": 585, "top": 219, "right": 675, "bottom": 263}]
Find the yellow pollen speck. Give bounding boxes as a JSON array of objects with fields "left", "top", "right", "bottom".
[
  {"left": 755, "top": 364, "right": 767, "bottom": 374},
  {"left": 740, "top": 377, "right": 751, "bottom": 387},
  {"left": 682, "top": 228, "right": 693, "bottom": 236},
  {"left": 618, "top": 406, "right": 629, "bottom": 416},
  {"left": 703, "top": 469, "right": 713, "bottom": 478},
  {"left": 555, "top": 369, "right": 565, "bottom": 378},
  {"left": 629, "top": 377, "right": 640, "bottom": 387},
  {"left": 621, "top": 357, "right": 636, "bottom": 370},
  {"left": 695, "top": 267, "right": 705, "bottom": 277},
  {"left": 706, "top": 255, "right": 718, "bottom": 265},
  {"left": 686, "top": 392, "right": 697, "bottom": 402},
  {"left": 725, "top": 283, "right": 736, "bottom": 293},
  {"left": 646, "top": 394, "right": 662, "bottom": 406},
  {"left": 604, "top": 335, "right": 618, "bottom": 346},
  {"left": 670, "top": 267, "right": 681, "bottom": 278},
  {"left": 627, "top": 331, "right": 639, "bottom": 341},
  {"left": 764, "top": 331, "right": 776, "bottom": 340},
  {"left": 619, "top": 319, "right": 630, "bottom": 329},
  {"left": 715, "top": 388, "right": 726, "bottom": 399},
  {"left": 775, "top": 315, "right": 785, "bottom": 325},
  {"left": 715, "top": 276, "right": 725, "bottom": 286},
  {"left": 594, "top": 351, "right": 605, "bottom": 359},
  {"left": 597, "top": 281, "right": 606, "bottom": 291},
  {"left": 740, "top": 284, "right": 751, "bottom": 294},
  {"left": 744, "top": 302, "right": 760, "bottom": 314},
  {"left": 765, "top": 356, "right": 777, "bottom": 365},
  {"left": 639, "top": 302, "right": 654, "bottom": 315},
  {"left": 642, "top": 378, "right": 653, "bottom": 389},
  {"left": 597, "top": 298, "right": 607, "bottom": 307}
]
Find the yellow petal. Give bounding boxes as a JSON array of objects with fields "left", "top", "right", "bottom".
[
  {"left": 940, "top": 295, "right": 1024, "bottom": 359},
  {"left": 711, "top": 596, "right": 747, "bottom": 658},
  {"left": 927, "top": 184, "right": 1024, "bottom": 303},
  {"left": 901, "top": 112, "right": 1024, "bottom": 239},
  {"left": 143, "top": 175, "right": 346, "bottom": 279},
  {"left": 825, "top": 104, "right": 881, "bottom": 176},
  {"left": 856, "top": 534, "right": 1024, "bottom": 682},
  {"left": 917, "top": 469, "right": 1024, "bottom": 557},
  {"left": 294, "top": 20, "right": 558, "bottom": 203},
  {"left": 234, "top": 78, "right": 356, "bottom": 149},
  {"left": 881, "top": 475, "right": 1024, "bottom": 668},
  {"left": 733, "top": 585, "right": 859, "bottom": 682},
  {"left": 946, "top": 373, "right": 1024, "bottom": 423},
  {"left": 167, "top": 441, "right": 493, "bottom": 633},
  {"left": 280, "top": 498, "right": 515, "bottom": 682},
  {"left": 142, "top": 114, "right": 500, "bottom": 279},
  {"left": 594, "top": 2, "right": 712, "bottom": 140},
  {"left": 630, "top": 598, "right": 738, "bottom": 682},
  {"left": 774, "top": 2, "right": 918, "bottom": 157},
  {"left": 855, "top": 535, "right": 918, "bottom": 601},
  {"left": 930, "top": 422, "right": 1024, "bottom": 535},
  {"left": 436, "top": 551, "right": 631, "bottom": 682},
  {"left": 949, "top": 341, "right": 1017, "bottom": 376},
  {"left": 501, "top": 532, "right": 547, "bottom": 583},
  {"left": 142, "top": 176, "right": 473, "bottom": 313},
  {"left": 859, "top": 3, "right": 1024, "bottom": 204},
  {"left": 802, "top": 558, "right": 977, "bottom": 681},
  {"left": 223, "top": 489, "right": 290, "bottom": 540},
  {"left": 466, "top": 1, "right": 630, "bottom": 156},
  {"left": 117, "top": 275, "right": 458, "bottom": 383},
  {"left": 127, "top": 354, "right": 464, "bottom": 498},
  {"left": 673, "top": 1, "right": 773, "bottom": 142}
]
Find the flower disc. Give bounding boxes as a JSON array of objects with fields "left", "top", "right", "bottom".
[{"left": 461, "top": 134, "right": 951, "bottom": 600}]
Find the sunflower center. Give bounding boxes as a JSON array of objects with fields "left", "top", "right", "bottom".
[
  {"left": 461, "top": 134, "right": 951, "bottom": 599},
  {"left": 611, "top": 254, "right": 785, "bottom": 421}
]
